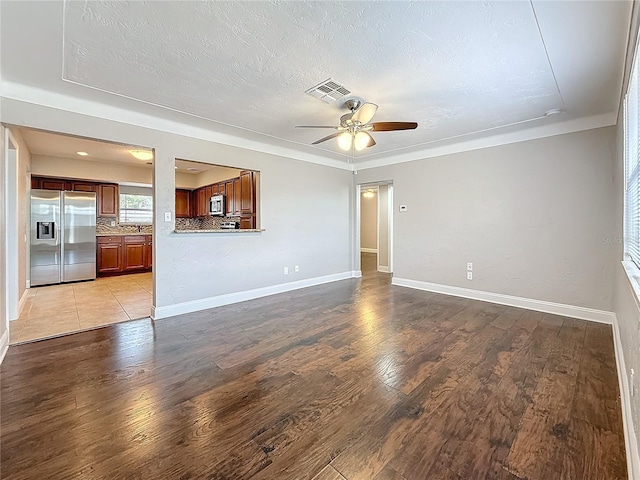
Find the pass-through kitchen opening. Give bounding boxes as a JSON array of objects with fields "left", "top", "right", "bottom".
[{"left": 8, "top": 126, "right": 155, "bottom": 344}]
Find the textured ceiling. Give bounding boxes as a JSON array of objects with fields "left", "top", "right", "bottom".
[{"left": 0, "top": 1, "right": 632, "bottom": 165}]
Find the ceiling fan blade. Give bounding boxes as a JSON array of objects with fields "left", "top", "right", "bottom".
[
  {"left": 311, "top": 132, "right": 341, "bottom": 145},
  {"left": 370, "top": 122, "right": 418, "bottom": 131},
  {"left": 365, "top": 132, "right": 376, "bottom": 148},
  {"left": 295, "top": 125, "right": 339, "bottom": 129},
  {"left": 352, "top": 102, "right": 379, "bottom": 124}
]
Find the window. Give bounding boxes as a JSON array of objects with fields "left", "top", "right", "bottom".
[
  {"left": 119, "top": 193, "right": 153, "bottom": 225},
  {"left": 626, "top": 43, "right": 640, "bottom": 266}
]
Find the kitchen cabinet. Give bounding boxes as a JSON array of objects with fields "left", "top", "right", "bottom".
[
  {"left": 40, "top": 178, "right": 67, "bottom": 190},
  {"left": 97, "top": 236, "right": 123, "bottom": 274},
  {"left": 225, "top": 181, "right": 235, "bottom": 216},
  {"left": 175, "top": 189, "right": 192, "bottom": 218},
  {"left": 98, "top": 184, "right": 119, "bottom": 217},
  {"left": 240, "top": 216, "right": 255, "bottom": 229},
  {"left": 123, "top": 235, "right": 147, "bottom": 271},
  {"left": 194, "top": 188, "right": 207, "bottom": 217},
  {"left": 212, "top": 183, "right": 219, "bottom": 196},
  {"left": 204, "top": 186, "right": 213, "bottom": 217},
  {"left": 70, "top": 182, "right": 96, "bottom": 192},
  {"left": 240, "top": 170, "right": 255, "bottom": 214},
  {"left": 233, "top": 178, "right": 241, "bottom": 215},
  {"left": 96, "top": 235, "right": 152, "bottom": 276}
]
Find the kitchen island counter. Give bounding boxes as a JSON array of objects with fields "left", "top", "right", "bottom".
[{"left": 174, "top": 229, "right": 265, "bottom": 234}]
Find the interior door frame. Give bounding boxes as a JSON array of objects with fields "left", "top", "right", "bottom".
[{"left": 356, "top": 180, "right": 394, "bottom": 275}]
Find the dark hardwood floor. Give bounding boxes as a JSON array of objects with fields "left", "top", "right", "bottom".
[{"left": 1, "top": 253, "right": 626, "bottom": 479}]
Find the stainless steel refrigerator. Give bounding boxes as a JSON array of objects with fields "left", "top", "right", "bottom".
[{"left": 30, "top": 189, "right": 97, "bottom": 286}]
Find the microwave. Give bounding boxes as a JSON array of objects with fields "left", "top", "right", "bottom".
[{"left": 209, "top": 194, "right": 225, "bottom": 216}]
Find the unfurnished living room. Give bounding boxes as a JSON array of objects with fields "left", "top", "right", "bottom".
[{"left": 1, "top": 1, "right": 640, "bottom": 479}]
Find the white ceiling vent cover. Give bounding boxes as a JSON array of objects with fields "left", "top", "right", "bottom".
[{"left": 306, "top": 78, "right": 351, "bottom": 103}]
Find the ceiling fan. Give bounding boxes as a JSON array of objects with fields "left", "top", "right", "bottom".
[{"left": 296, "top": 99, "right": 418, "bottom": 151}]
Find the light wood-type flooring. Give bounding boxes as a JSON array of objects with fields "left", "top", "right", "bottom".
[
  {"left": 0, "top": 254, "right": 626, "bottom": 479},
  {"left": 9, "top": 272, "right": 152, "bottom": 344}
]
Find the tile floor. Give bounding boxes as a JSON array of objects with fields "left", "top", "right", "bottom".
[{"left": 9, "top": 272, "right": 152, "bottom": 344}]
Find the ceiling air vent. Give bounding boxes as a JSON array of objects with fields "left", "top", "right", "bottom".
[{"left": 306, "top": 78, "right": 351, "bottom": 103}]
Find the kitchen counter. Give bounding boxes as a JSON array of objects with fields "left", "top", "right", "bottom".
[
  {"left": 96, "top": 232, "right": 152, "bottom": 236},
  {"left": 174, "top": 229, "right": 265, "bottom": 234}
]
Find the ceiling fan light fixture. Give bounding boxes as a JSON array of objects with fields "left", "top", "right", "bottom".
[
  {"left": 338, "top": 132, "right": 353, "bottom": 151},
  {"left": 354, "top": 131, "right": 371, "bottom": 151},
  {"left": 130, "top": 149, "right": 153, "bottom": 161}
]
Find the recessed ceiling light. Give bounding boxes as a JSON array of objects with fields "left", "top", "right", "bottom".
[
  {"left": 145, "top": 162, "right": 153, "bottom": 165},
  {"left": 544, "top": 109, "right": 562, "bottom": 117},
  {"left": 187, "top": 168, "right": 199, "bottom": 172},
  {"left": 77, "top": 151, "right": 88, "bottom": 156},
  {"left": 130, "top": 149, "right": 153, "bottom": 161}
]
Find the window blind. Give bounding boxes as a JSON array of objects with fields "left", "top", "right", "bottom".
[
  {"left": 119, "top": 193, "right": 153, "bottom": 225},
  {"left": 626, "top": 47, "right": 640, "bottom": 267}
]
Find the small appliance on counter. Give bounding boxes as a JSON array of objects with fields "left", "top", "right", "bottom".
[
  {"left": 30, "top": 189, "right": 97, "bottom": 286},
  {"left": 220, "top": 221, "right": 240, "bottom": 230}
]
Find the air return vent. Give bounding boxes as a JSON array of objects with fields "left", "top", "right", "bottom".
[{"left": 306, "top": 78, "right": 351, "bottom": 103}]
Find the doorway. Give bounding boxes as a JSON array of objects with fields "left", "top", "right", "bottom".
[
  {"left": 358, "top": 182, "right": 393, "bottom": 276},
  {"left": 5, "top": 126, "right": 155, "bottom": 344}
]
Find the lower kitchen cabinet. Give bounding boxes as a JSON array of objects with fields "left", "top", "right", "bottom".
[
  {"left": 123, "top": 236, "right": 148, "bottom": 271},
  {"left": 97, "top": 235, "right": 152, "bottom": 276},
  {"left": 97, "top": 237, "right": 123, "bottom": 274}
]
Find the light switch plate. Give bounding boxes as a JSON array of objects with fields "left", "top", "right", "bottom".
[{"left": 164, "top": 212, "right": 171, "bottom": 222}]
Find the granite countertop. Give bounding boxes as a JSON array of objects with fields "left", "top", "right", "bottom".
[
  {"left": 174, "top": 229, "right": 265, "bottom": 234},
  {"left": 96, "top": 232, "right": 152, "bottom": 236}
]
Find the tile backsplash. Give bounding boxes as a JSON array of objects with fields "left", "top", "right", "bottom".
[
  {"left": 175, "top": 216, "right": 240, "bottom": 230},
  {"left": 96, "top": 217, "right": 153, "bottom": 234}
]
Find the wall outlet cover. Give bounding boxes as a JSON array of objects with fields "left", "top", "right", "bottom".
[{"left": 399, "top": 205, "right": 408, "bottom": 212}]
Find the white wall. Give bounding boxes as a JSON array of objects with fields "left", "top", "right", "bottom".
[
  {"left": 2, "top": 98, "right": 354, "bottom": 315},
  {"left": 0, "top": 126, "right": 8, "bottom": 351},
  {"left": 378, "top": 184, "right": 390, "bottom": 272},
  {"left": 32, "top": 155, "right": 153, "bottom": 185},
  {"left": 360, "top": 190, "right": 377, "bottom": 251},
  {"left": 356, "top": 127, "right": 616, "bottom": 311},
  {"left": 10, "top": 128, "right": 31, "bottom": 305}
]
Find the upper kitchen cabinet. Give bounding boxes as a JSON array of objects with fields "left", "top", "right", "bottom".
[
  {"left": 240, "top": 170, "right": 256, "bottom": 215},
  {"left": 175, "top": 189, "right": 192, "bottom": 218},
  {"left": 98, "top": 184, "right": 119, "bottom": 217}
]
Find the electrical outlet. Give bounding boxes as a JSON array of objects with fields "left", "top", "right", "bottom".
[
  {"left": 110, "top": 221, "right": 116, "bottom": 226},
  {"left": 467, "top": 262, "right": 473, "bottom": 271},
  {"left": 164, "top": 212, "right": 172, "bottom": 222},
  {"left": 467, "top": 271, "right": 473, "bottom": 280},
  {"left": 283, "top": 267, "right": 289, "bottom": 275},
  {"left": 294, "top": 265, "right": 299, "bottom": 272},
  {"left": 399, "top": 205, "right": 408, "bottom": 212}
]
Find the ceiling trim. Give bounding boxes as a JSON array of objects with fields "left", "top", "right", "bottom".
[
  {"left": 0, "top": 81, "right": 617, "bottom": 172},
  {"left": 354, "top": 112, "right": 617, "bottom": 170}
]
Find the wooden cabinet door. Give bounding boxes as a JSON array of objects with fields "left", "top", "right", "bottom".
[
  {"left": 98, "top": 184, "right": 118, "bottom": 217},
  {"left": 31, "top": 177, "right": 41, "bottom": 189},
  {"left": 240, "top": 216, "right": 255, "bottom": 230},
  {"left": 175, "top": 189, "right": 191, "bottom": 218},
  {"left": 123, "top": 242, "right": 146, "bottom": 271},
  {"left": 41, "top": 178, "right": 67, "bottom": 190},
  {"left": 71, "top": 182, "right": 96, "bottom": 192},
  {"left": 212, "top": 184, "right": 219, "bottom": 196},
  {"left": 97, "top": 243, "right": 122, "bottom": 273},
  {"left": 233, "top": 178, "right": 241, "bottom": 215},
  {"left": 240, "top": 171, "right": 255, "bottom": 214},
  {"left": 204, "top": 186, "right": 212, "bottom": 217},
  {"left": 146, "top": 237, "right": 152, "bottom": 269},
  {"left": 225, "top": 181, "right": 234, "bottom": 216},
  {"left": 196, "top": 188, "right": 207, "bottom": 216}
]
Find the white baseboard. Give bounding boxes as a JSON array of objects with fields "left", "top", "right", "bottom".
[
  {"left": 360, "top": 248, "right": 378, "bottom": 254},
  {"left": 152, "top": 271, "right": 356, "bottom": 320},
  {"left": 391, "top": 277, "right": 615, "bottom": 324},
  {"left": 612, "top": 314, "right": 640, "bottom": 480},
  {"left": 0, "top": 329, "right": 8, "bottom": 365},
  {"left": 351, "top": 270, "right": 362, "bottom": 278},
  {"left": 378, "top": 266, "right": 391, "bottom": 273}
]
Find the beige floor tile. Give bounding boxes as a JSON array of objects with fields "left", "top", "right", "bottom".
[
  {"left": 78, "top": 311, "right": 130, "bottom": 329},
  {"left": 9, "top": 320, "right": 26, "bottom": 345},
  {"left": 112, "top": 293, "right": 152, "bottom": 304},
  {"left": 18, "top": 318, "right": 81, "bottom": 343},
  {"left": 24, "top": 312, "right": 79, "bottom": 328}
]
